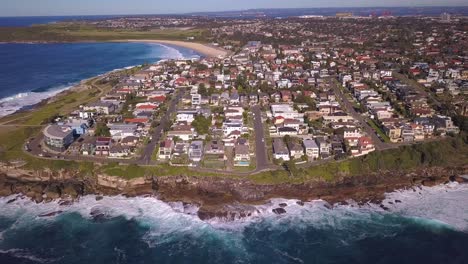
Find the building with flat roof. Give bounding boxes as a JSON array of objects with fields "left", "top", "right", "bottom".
[
  {"left": 273, "top": 138, "right": 290, "bottom": 161},
  {"left": 43, "top": 124, "right": 75, "bottom": 151}
]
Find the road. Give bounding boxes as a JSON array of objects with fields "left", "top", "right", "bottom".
[
  {"left": 252, "top": 105, "right": 269, "bottom": 171},
  {"left": 138, "top": 88, "right": 183, "bottom": 165},
  {"left": 329, "top": 79, "right": 389, "bottom": 150},
  {"left": 393, "top": 72, "right": 442, "bottom": 109}
]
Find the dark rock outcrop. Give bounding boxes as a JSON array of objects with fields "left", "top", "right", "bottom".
[
  {"left": 272, "top": 208, "right": 286, "bottom": 215},
  {"left": 0, "top": 165, "right": 466, "bottom": 221}
]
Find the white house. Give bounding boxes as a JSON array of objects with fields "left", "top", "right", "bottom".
[
  {"left": 303, "top": 138, "right": 320, "bottom": 160},
  {"left": 273, "top": 138, "right": 290, "bottom": 161}
]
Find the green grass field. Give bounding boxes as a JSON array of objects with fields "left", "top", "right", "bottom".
[
  {"left": 250, "top": 134, "right": 468, "bottom": 184},
  {"left": 0, "top": 77, "right": 112, "bottom": 173},
  {"left": 0, "top": 24, "right": 207, "bottom": 42}
]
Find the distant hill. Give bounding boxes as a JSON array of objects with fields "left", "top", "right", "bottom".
[{"left": 186, "top": 6, "right": 468, "bottom": 18}]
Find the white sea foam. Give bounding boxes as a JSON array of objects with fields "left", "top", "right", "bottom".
[
  {"left": 206, "top": 183, "right": 468, "bottom": 232},
  {"left": 0, "top": 183, "right": 466, "bottom": 263},
  {"left": 0, "top": 183, "right": 467, "bottom": 235},
  {"left": 157, "top": 44, "right": 185, "bottom": 59},
  {"left": 0, "top": 85, "right": 73, "bottom": 118},
  {"left": 377, "top": 182, "right": 468, "bottom": 231},
  {"left": 0, "top": 43, "right": 198, "bottom": 118},
  {"left": 147, "top": 43, "right": 200, "bottom": 61}
]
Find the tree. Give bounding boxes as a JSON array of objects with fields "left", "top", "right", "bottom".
[
  {"left": 283, "top": 135, "right": 293, "bottom": 146},
  {"left": 191, "top": 115, "right": 212, "bottom": 135},
  {"left": 95, "top": 123, "right": 110, "bottom": 137},
  {"left": 198, "top": 83, "right": 208, "bottom": 96},
  {"left": 283, "top": 160, "right": 298, "bottom": 177},
  {"left": 172, "top": 136, "right": 181, "bottom": 144}
]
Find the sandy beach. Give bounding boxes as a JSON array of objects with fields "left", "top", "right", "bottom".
[{"left": 118, "top": 39, "right": 229, "bottom": 58}]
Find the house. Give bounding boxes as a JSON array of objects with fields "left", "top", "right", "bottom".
[
  {"left": 322, "top": 114, "right": 355, "bottom": 125},
  {"left": 135, "top": 103, "right": 158, "bottom": 113},
  {"left": 277, "top": 127, "right": 298, "bottom": 136},
  {"left": 68, "top": 141, "right": 82, "bottom": 155},
  {"left": 168, "top": 125, "right": 195, "bottom": 141},
  {"left": 172, "top": 142, "right": 189, "bottom": 157},
  {"left": 159, "top": 139, "right": 174, "bottom": 160},
  {"left": 43, "top": 125, "right": 75, "bottom": 151},
  {"left": 176, "top": 109, "right": 198, "bottom": 123},
  {"left": 432, "top": 115, "right": 459, "bottom": 134},
  {"left": 234, "top": 144, "right": 250, "bottom": 166},
  {"left": 66, "top": 119, "right": 89, "bottom": 135},
  {"left": 121, "top": 136, "right": 139, "bottom": 146},
  {"left": 109, "top": 144, "right": 132, "bottom": 158},
  {"left": 355, "top": 136, "right": 375, "bottom": 156},
  {"left": 273, "top": 138, "right": 290, "bottom": 161},
  {"left": 303, "top": 138, "right": 319, "bottom": 160},
  {"left": 81, "top": 143, "right": 95, "bottom": 156},
  {"left": 192, "top": 94, "right": 201, "bottom": 105},
  {"left": 287, "top": 142, "right": 304, "bottom": 160},
  {"left": 95, "top": 137, "right": 113, "bottom": 156},
  {"left": 229, "top": 92, "right": 240, "bottom": 105},
  {"left": 124, "top": 118, "right": 149, "bottom": 125},
  {"left": 401, "top": 127, "right": 415, "bottom": 142},
  {"left": 384, "top": 124, "right": 403, "bottom": 142},
  {"left": 223, "top": 120, "right": 244, "bottom": 137},
  {"left": 205, "top": 140, "right": 225, "bottom": 155},
  {"left": 83, "top": 101, "right": 117, "bottom": 115},
  {"left": 316, "top": 137, "right": 331, "bottom": 157},
  {"left": 189, "top": 141, "right": 204, "bottom": 162},
  {"left": 283, "top": 119, "right": 302, "bottom": 131},
  {"left": 109, "top": 123, "right": 138, "bottom": 140},
  {"left": 249, "top": 93, "right": 259, "bottom": 104}
]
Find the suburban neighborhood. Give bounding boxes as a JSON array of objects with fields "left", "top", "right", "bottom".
[{"left": 26, "top": 13, "right": 466, "bottom": 174}]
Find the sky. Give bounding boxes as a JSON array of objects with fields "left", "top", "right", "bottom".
[{"left": 1, "top": 0, "right": 467, "bottom": 17}]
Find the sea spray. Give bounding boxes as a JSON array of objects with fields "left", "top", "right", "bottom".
[{"left": 0, "top": 183, "right": 467, "bottom": 263}]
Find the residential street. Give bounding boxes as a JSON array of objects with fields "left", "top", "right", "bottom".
[
  {"left": 252, "top": 105, "right": 269, "bottom": 171},
  {"left": 138, "top": 88, "right": 183, "bottom": 165},
  {"left": 329, "top": 79, "right": 389, "bottom": 150}
]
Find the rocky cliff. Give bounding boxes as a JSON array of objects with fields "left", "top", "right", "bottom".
[{"left": 1, "top": 164, "right": 467, "bottom": 220}]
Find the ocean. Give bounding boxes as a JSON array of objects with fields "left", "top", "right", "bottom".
[
  {"left": 0, "top": 182, "right": 467, "bottom": 264},
  {"left": 0, "top": 42, "right": 200, "bottom": 117}
]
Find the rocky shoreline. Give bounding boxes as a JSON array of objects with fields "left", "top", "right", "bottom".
[{"left": 0, "top": 165, "right": 467, "bottom": 221}]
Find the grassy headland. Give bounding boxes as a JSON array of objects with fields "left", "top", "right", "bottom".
[
  {"left": 250, "top": 134, "right": 468, "bottom": 184},
  {"left": 0, "top": 24, "right": 207, "bottom": 43}
]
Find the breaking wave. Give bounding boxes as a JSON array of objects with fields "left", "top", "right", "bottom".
[
  {"left": 0, "top": 183, "right": 467, "bottom": 263},
  {"left": 0, "top": 85, "right": 72, "bottom": 117},
  {"left": 0, "top": 42, "right": 200, "bottom": 118}
]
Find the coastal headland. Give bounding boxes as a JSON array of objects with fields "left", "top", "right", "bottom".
[
  {"left": 0, "top": 48, "right": 467, "bottom": 220},
  {"left": 1, "top": 163, "right": 467, "bottom": 220},
  {"left": 1, "top": 17, "right": 468, "bottom": 221}
]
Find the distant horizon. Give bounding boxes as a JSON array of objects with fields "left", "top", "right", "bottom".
[{"left": 1, "top": 3, "right": 468, "bottom": 17}]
